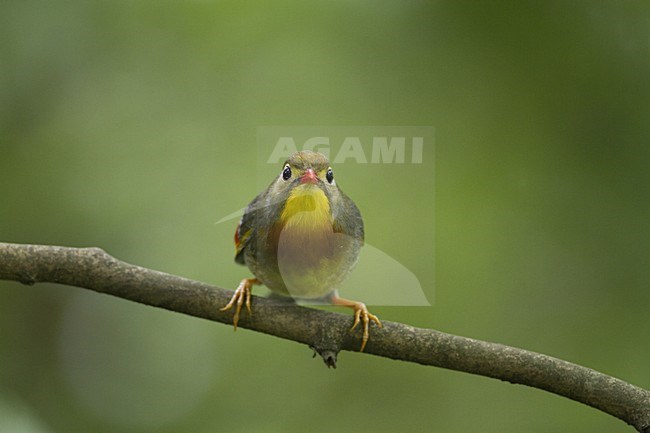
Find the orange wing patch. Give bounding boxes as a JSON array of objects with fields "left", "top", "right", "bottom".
[
  {"left": 234, "top": 222, "right": 252, "bottom": 257},
  {"left": 234, "top": 221, "right": 242, "bottom": 247}
]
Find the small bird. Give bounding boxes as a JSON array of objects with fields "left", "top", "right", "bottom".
[{"left": 221, "top": 150, "right": 381, "bottom": 351}]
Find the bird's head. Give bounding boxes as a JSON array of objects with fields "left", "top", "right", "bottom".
[{"left": 271, "top": 151, "right": 338, "bottom": 228}]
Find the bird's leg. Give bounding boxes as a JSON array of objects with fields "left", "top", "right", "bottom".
[
  {"left": 220, "top": 278, "right": 261, "bottom": 330},
  {"left": 330, "top": 295, "right": 382, "bottom": 352}
]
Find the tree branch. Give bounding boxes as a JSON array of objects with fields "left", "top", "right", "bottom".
[{"left": 0, "top": 242, "right": 648, "bottom": 431}]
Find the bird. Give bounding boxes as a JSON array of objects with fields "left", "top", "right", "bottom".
[{"left": 220, "top": 150, "right": 381, "bottom": 351}]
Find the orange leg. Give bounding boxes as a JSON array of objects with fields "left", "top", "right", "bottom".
[
  {"left": 220, "top": 278, "right": 261, "bottom": 330},
  {"left": 331, "top": 295, "right": 382, "bottom": 352}
]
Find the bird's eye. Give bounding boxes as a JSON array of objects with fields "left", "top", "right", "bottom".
[
  {"left": 282, "top": 165, "right": 292, "bottom": 181},
  {"left": 326, "top": 167, "right": 334, "bottom": 184}
]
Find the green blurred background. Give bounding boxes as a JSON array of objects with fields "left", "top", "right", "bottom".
[{"left": 1, "top": 1, "right": 649, "bottom": 432}]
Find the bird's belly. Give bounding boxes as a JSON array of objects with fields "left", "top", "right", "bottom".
[{"left": 254, "top": 224, "right": 357, "bottom": 299}]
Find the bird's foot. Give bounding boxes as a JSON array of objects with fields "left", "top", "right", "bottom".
[
  {"left": 351, "top": 303, "right": 382, "bottom": 352},
  {"left": 331, "top": 296, "right": 382, "bottom": 352},
  {"left": 220, "top": 278, "right": 260, "bottom": 330}
]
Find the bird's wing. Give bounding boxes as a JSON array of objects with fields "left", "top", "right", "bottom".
[
  {"left": 234, "top": 193, "right": 263, "bottom": 265},
  {"left": 333, "top": 192, "right": 365, "bottom": 244}
]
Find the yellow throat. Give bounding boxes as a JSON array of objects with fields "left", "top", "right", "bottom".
[{"left": 280, "top": 185, "right": 331, "bottom": 231}]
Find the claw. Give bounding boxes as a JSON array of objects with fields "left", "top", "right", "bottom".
[
  {"left": 220, "top": 278, "right": 259, "bottom": 330},
  {"left": 355, "top": 305, "right": 382, "bottom": 352},
  {"left": 331, "top": 296, "right": 382, "bottom": 352}
]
